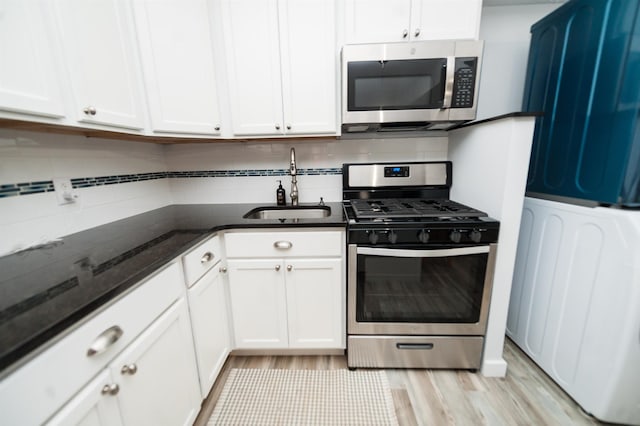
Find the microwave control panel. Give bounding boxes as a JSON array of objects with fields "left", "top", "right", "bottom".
[{"left": 451, "top": 57, "right": 478, "bottom": 108}]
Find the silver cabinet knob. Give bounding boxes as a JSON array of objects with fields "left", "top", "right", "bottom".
[
  {"left": 87, "top": 325, "right": 123, "bottom": 357},
  {"left": 286, "top": 265, "right": 292, "bottom": 271},
  {"left": 83, "top": 106, "right": 97, "bottom": 116},
  {"left": 214, "top": 126, "right": 220, "bottom": 131},
  {"left": 121, "top": 363, "right": 138, "bottom": 375},
  {"left": 101, "top": 383, "right": 120, "bottom": 396},
  {"left": 402, "top": 29, "right": 408, "bottom": 38},
  {"left": 414, "top": 28, "right": 421, "bottom": 37},
  {"left": 219, "top": 266, "right": 227, "bottom": 273},
  {"left": 275, "top": 264, "right": 281, "bottom": 271},
  {"left": 275, "top": 124, "right": 281, "bottom": 130},
  {"left": 286, "top": 124, "right": 291, "bottom": 130},
  {"left": 200, "top": 252, "right": 214, "bottom": 264}
]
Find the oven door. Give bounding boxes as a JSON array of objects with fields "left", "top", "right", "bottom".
[{"left": 347, "top": 243, "right": 497, "bottom": 336}]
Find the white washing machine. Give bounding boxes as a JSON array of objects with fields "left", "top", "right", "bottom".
[{"left": 508, "top": 197, "right": 640, "bottom": 425}]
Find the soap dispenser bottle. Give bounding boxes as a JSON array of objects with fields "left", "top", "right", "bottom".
[{"left": 276, "top": 180, "right": 286, "bottom": 205}]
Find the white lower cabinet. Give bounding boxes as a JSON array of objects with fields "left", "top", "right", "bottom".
[
  {"left": 47, "top": 370, "right": 124, "bottom": 426},
  {"left": 228, "top": 259, "right": 290, "bottom": 348},
  {"left": 47, "top": 298, "right": 201, "bottom": 426},
  {"left": 285, "top": 258, "right": 343, "bottom": 348},
  {"left": 225, "top": 230, "right": 345, "bottom": 350},
  {"left": 187, "top": 264, "right": 231, "bottom": 396}
]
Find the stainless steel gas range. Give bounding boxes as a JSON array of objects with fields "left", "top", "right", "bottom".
[{"left": 343, "top": 161, "right": 499, "bottom": 370}]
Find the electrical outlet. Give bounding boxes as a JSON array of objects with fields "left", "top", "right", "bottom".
[{"left": 53, "top": 178, "right": 78, "bottom": 205}]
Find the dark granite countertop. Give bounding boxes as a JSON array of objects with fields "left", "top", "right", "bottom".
[{"left": 0, "top": 202, "right": 346, "bottom": 376}]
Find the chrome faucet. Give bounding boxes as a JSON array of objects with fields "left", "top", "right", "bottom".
[{"left": 289, "top": 147, "right": 298, "bottom": 206}]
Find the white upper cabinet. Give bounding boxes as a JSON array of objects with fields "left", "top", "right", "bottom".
[
  {"left": 220, "top": 0, "right": 283, "bottom": 136},
  {"left": 278, "top": 0, "right": 337, "bottom": 135},
  {"left": 133, "top": 0, "right": 222, "bottom": 135},
  {"left": 412, "top": 0, "right": 482, "bottom": 41},
  {"left": 0, "top": 1, "right": 65, "bottom": 118},
  {"left": 53, "top": 0, "right": 146, "bottom": 130},
  {"left": 220, "top": 0, "right": 338, "bottom": 137},
  {"left": 345, "top": 0, "right": 413, "bottom": 44},
  {"left": 345, "top": 0, "right": 482, "bottom": 44}
]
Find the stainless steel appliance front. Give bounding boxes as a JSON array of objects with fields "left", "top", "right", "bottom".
[
  {"left": 347, "top": 243, "right": 497, "bottom": 369},
  {"left": 341, "top": 40, "right": 484, "bottom": 132}
]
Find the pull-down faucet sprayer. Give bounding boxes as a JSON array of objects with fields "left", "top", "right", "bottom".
[{"left": 289, "top": 148, "right": 298, "bottom": 206}]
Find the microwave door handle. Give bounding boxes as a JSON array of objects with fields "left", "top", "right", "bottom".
[{"left": 441, "top": 56, "right": 455, "bottom": 110}]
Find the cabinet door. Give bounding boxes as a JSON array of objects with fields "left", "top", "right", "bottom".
[
  {"left": 46, "top": 370, "right": 123, "bottom": 426},
  {"left": 133, "top": 0, "right": 222, "bottom": 135},
  {"left": 220, "top": 0, "right": 284, "bottom": 136},
  {"left": 344, "top": 0, "right": 412, "bottom": 44},
  {"left": 227, "top": 259, "right": 288, "bottom": 348},
  {"left": 279, "top": 0, "right": 337, "bottom": 135},
  {"left": 53, "top": 0, "right": 145, "bottom": 129},
  {"left": 187, "top": 266, "right": 231, "bottom": 397},
  {"left": 110, "top": 298, "right": 201, "bottom": 426},
  {"left": 411, "top": 0, "right": 481, "bottom": 41},
  {"left": 0, "top": 1, "right": 65, "bottom": 118},
  {"left": 285, "top": 258, "right": 344, "bottom": 348}
]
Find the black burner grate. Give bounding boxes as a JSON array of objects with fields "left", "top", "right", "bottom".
[{"left": 350, "top": 198, "right": 487, "bottom": 219}]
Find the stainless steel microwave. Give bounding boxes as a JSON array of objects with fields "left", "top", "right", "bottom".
[{"left": 341, "top": 40, "right": 483, "bottom": 133}]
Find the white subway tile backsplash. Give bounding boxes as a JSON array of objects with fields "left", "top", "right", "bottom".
[
  {"left": 0, "top": 130, "right": 171, "bottom": 256},
  {"left": 0, "top": 156, "right": 54, "bottom": 183},
  {"left": 0, "top": 129, "right": 449, "bottom": 255}
]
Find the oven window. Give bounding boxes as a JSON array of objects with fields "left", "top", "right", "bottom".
[
  {"left": 355, "top": 251, "right": 488, "bottom": 323},
  {"left": 347, "top": 59, "right": 447, "bottom": 111}
]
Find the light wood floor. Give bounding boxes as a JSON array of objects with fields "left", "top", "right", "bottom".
[{"left": 194, "top": 338, "right": 606, "bottom": 425}]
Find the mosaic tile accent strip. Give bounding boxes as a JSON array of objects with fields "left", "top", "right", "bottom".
[
  {"left": 0, "top": 181, "right": 55, "bottom": 198},
  {"left": 0, "top": 168, "right": 342, "bottom": 198},
  {"left": 71, "top": 172, "right": 167, "bottom": 188},
  {"left": 166, "top": 168, "right": 342, "bottom": 178}
]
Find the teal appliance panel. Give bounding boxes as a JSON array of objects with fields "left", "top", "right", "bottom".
[{"left": 522, "top": 0, "right": 640, "bottom": 206}]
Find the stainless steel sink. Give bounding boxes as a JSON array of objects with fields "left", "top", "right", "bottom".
[{"left": 243, "top": 205, "right": 331, "bottom": 220}]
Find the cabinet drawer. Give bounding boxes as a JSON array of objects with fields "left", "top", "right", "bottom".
[
  {"left": 182, "top": 235, "right": 221, "bottom": 288},
  {"left": 0, "top": 262, "right": 183, "bottom": 426},
  {"left": 225, "top": 231, "right": 342, "bottom": 258}
]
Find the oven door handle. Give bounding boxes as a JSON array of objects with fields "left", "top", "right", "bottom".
[{"left": 355, "top": 245, "right": 490, "bottom": 258}]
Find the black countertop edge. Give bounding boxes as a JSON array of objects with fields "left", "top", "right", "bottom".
[
  {"left": 0, "top": 202, "right": 347, "bottom": 377},
  {"left": 452, "top": 112, "right": 543, "bottom": 130}
]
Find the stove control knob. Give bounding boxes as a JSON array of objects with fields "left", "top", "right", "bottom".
[
  {"left": 388, "top": 231, "right": 398, "bottom": 244},
  {"left": 469, "top": 229, "right": 482, "bottom": 243},
  {"left": 367, "top": 231, "right": 379, "bottom": 245},
  {"left": 449, "top": 230, "right": 462, "bottom": 243},
  {"left": 417, "top": 229, "right": 430, "bottom": 243}
]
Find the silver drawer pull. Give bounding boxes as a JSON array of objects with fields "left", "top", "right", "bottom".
[
  {"left": 396, "top": 343, "right": 434, "bottom": 350},
  {"left": 273, "top": 241, "right": 292, "bottom": 249},
  {"left": 121, "top": 363, "right": 138, "bottom": 375},
  {"left": 87, "top": 325, "right": 123, "bottom": 357},
  {"left": 200, "top": 252, "right": 214, "bottom": 263},
  {"left": 101, "top": 383, "right": 120, "bottom": 396}
]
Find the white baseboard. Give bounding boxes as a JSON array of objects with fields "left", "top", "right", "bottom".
[{"left": 481, "top": 357, "right": 508, "bottom": 377}]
